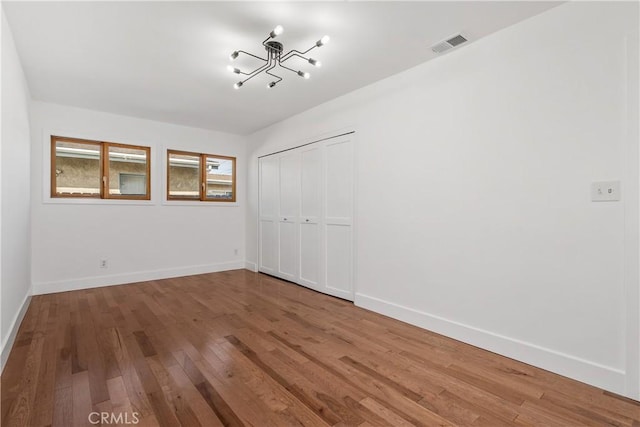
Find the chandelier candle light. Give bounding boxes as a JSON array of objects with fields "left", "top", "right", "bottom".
[{"left": 229, "top": 25, "right": 330, "bottom": 89}]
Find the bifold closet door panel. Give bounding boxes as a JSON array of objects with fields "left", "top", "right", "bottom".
[
  {"left": 324, "top": 138, "right": 354, "bottom": 300},
  {"left": 259, "top": 156, "right": 279, "bottom": 275},
  {"left": 299, "top": 146, "right": 323, "bottom": 291},
  {"left": 278, "top": 152, "right": 300, "bottom": 282}
]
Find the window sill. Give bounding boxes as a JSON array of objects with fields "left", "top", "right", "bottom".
[
  {"left": 42, "top": 198, "right": 240, "bottom": 207},
  {"left": 43, "top": 197, "right": 155, "bottom": 206},
  {"left": 162, "top": 200, "right": 239, "bottom": 207}
]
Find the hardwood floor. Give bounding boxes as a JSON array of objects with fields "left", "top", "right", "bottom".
[{"left": 1, "top": 270, "right": 639, "bottom": 426}]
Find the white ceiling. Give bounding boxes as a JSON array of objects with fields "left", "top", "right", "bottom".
[{"left": 3, "top": 1, "right": 561, "bottom": 135}]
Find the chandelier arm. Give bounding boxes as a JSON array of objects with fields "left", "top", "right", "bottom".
[
  {"left": 263, "top": 55, "right": 276, "bottom": 69},
  {"left": 279, "top": 64, "right": 300, "bottom": 75},
  {"left": 300, "top": 44, "right": 318, "bottom": 56},
  {"left": 262, "top": 35, "right": 274, "bottom": 46},
  {"left": 237, "top": 50, "right": 268, "bottom": 62},
  {"left": 281, "top": 49, "right": 304, "bottom": 62},
  {"left": 240, "top": 56, "right": 273, "bottom": 85},
  {"left": 280, "top": 52, "right": 308, "bottom": 64},
  {"left": 244, "top": 59, "right": 272, "bottom": 77},
  {"left": 263, "top": 54, "right": 278, "bottom": 74},
  {"left": 266, "top": 70, "right": 283, "bottom": 85},
  {"left": 281, "top": 44, "right": 317, "bottom": 61}
]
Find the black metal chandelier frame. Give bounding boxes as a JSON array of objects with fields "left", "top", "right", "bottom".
[{"left": 228, "top": 25, "right": 329, "bottom": 89}]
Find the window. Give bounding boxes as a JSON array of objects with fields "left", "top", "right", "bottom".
[
  {"left": 167, "top": 150, "right": 236, "bottom": 202},
  {"left": 51, "top": 136, "right": 151, "bottom": 200}
]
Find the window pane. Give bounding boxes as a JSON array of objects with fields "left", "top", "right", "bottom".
[
  {"left": 53, "top": 140, "right": 101, "bottom": 196},
  {"left": 168, "top": 152, "right": 200, "bottom": 199},
  {"left": 119, "top": 173, "right": 146, "bottom": 195},
  {"left": 108, "top": 145, "right": 148, "bottom": 197},
  {"left": 205, "top": 156, "right": 235, "bottom": 201}
]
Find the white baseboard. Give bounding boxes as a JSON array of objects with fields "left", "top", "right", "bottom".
[
  {"left": 32, "top": 261, "right": 244, "bottom": 295},
  {"left": 1, "top": 287, "right": 32, "bottom": 374},
  {"left": 355, "top": 292, "right": 627, "bottom": 397},
  {"left": 244, "top": 261, "right": 258, "bottom": 272},
  {"left": 326, "top": 287, "right": 355, "bottom": 302}
]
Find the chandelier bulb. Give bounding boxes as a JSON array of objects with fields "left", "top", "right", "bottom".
[
  {"left": 297, "top": 71, "right": 310, "bottom": 79},
  {"left": 227, "top": 66, "right": 241, "bottom": 74},
  {"left": 270, "top": 25, "right": 284, "bottom": 38},
  {"left": 316, "top": 35, "right": 330, "bottom": 47},
  {"left": 267, "top": 82, "right": 276, "bottom": 89},
  {"left": 308, "top": 58, "right": 322, "bottom": 67},
  {"left": 229, "top": 51, "right": 239, "bottom": 61},
  {"left": 233, "top": 81, "right": 243, "bottom": 89}
]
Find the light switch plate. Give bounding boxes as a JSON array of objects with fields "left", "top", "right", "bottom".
[{"left": 591, "top": 181, "right": 621, "bottom": 202}]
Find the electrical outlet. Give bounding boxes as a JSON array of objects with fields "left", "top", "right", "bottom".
[
  {"left": 591, "top": 181, "right": 621, "bottom": 202},
  {"left": 100, "top": 259, "right": 108, "bottom": 268}
]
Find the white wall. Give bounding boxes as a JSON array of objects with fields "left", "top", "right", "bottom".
[
  {"left": 626, "top": 27, "right": 640, "bottom": 401},
  {"left": 1, "top": 10, "right": 33, "bottom": 370},
  {"left": 246, "top": 2, "right": 640, "bottom": 398},
  {"left": 30, "top": 102, "right": 246, "bottom": 294}
]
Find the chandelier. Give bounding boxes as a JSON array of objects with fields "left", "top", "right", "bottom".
[{"left": 228, "top": 25, "right": 330, "bottom": 89}]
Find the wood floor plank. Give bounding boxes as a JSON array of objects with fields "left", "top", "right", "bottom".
[
  {"left": 107, "top": 376, "right": 131, "bottom": 410},
  {"left": 72, "top": 371, "right": 92, "bottom": 427},
  {"left": 215, "top": 337, "right": 341, "bottom": 425},
  {"left": 78, "top": 294, "right": 111, "bottom": 406},
  {"left": 396, "top": 347, "right": 525, "bottom": 422},
  {"left": 539, "top": 388, "right": 637, "bottom": 426},
  {"left": 358, "top": 397, "right": 416, "bottom": 427},
  {"left": 2, "top": 300, "right": 48, "bottom": 427},
  {"left": 164, "top": 364, "right": 226, "bottom": 427},
  {"left": 123, "top": 332, "right": 181, "bottom": 427},
  {"left": 193, "top": 375, "right": 245, "bottom": 426},
  {"left": 338, "top": 355, "right": 423, "bottom": 402},
  {"left": 269, "top": 331, "right": 453, "bottom": 426},
  {"left": 2, "top": 270, "right": 639, "bottom": 426},
  {"left": 205, "top": 339, "right": 328, "bottom": 427},
  {"left": 146, "top": 356, "right": 202, "bottom": 427},
  {"left": 180, "top": 353, "right": 257, "bottom": 426},
  {"left": 29, "top": 303, "right": 58, "bottom": 426},
  {"left": 107, "top": 323, "right": 160, "bottom": 426},
  {"left": 54, "top": 295, "right": 73, "bottom": 392},
  {"left": 52, "top": 385, "right": 73, "bottom": 427}
]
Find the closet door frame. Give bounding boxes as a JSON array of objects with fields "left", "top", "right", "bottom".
[{"left": 257, "top": 131, "right": 356, "bottom": 301}]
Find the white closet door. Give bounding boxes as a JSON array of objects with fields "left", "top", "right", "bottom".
[
  {"left": 258, "top": 156, "right": 279, "bottom": 275},
  {"left": 324, "top": 137, "right": 354, "bottom": 300},
  {"left": 299, "top": 146, "right": 323, "bottom": 291},
  {"left": 278, "top": 152, "right": 300, "bottom": 282}
]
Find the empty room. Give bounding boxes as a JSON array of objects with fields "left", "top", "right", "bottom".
[{"left": 1, "top": 1, "right": 639, "bottom": 426}]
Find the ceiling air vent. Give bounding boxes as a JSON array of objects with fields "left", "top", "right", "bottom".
[{"left": 431, "top": 34, "right": 468, "bottom": 54}]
